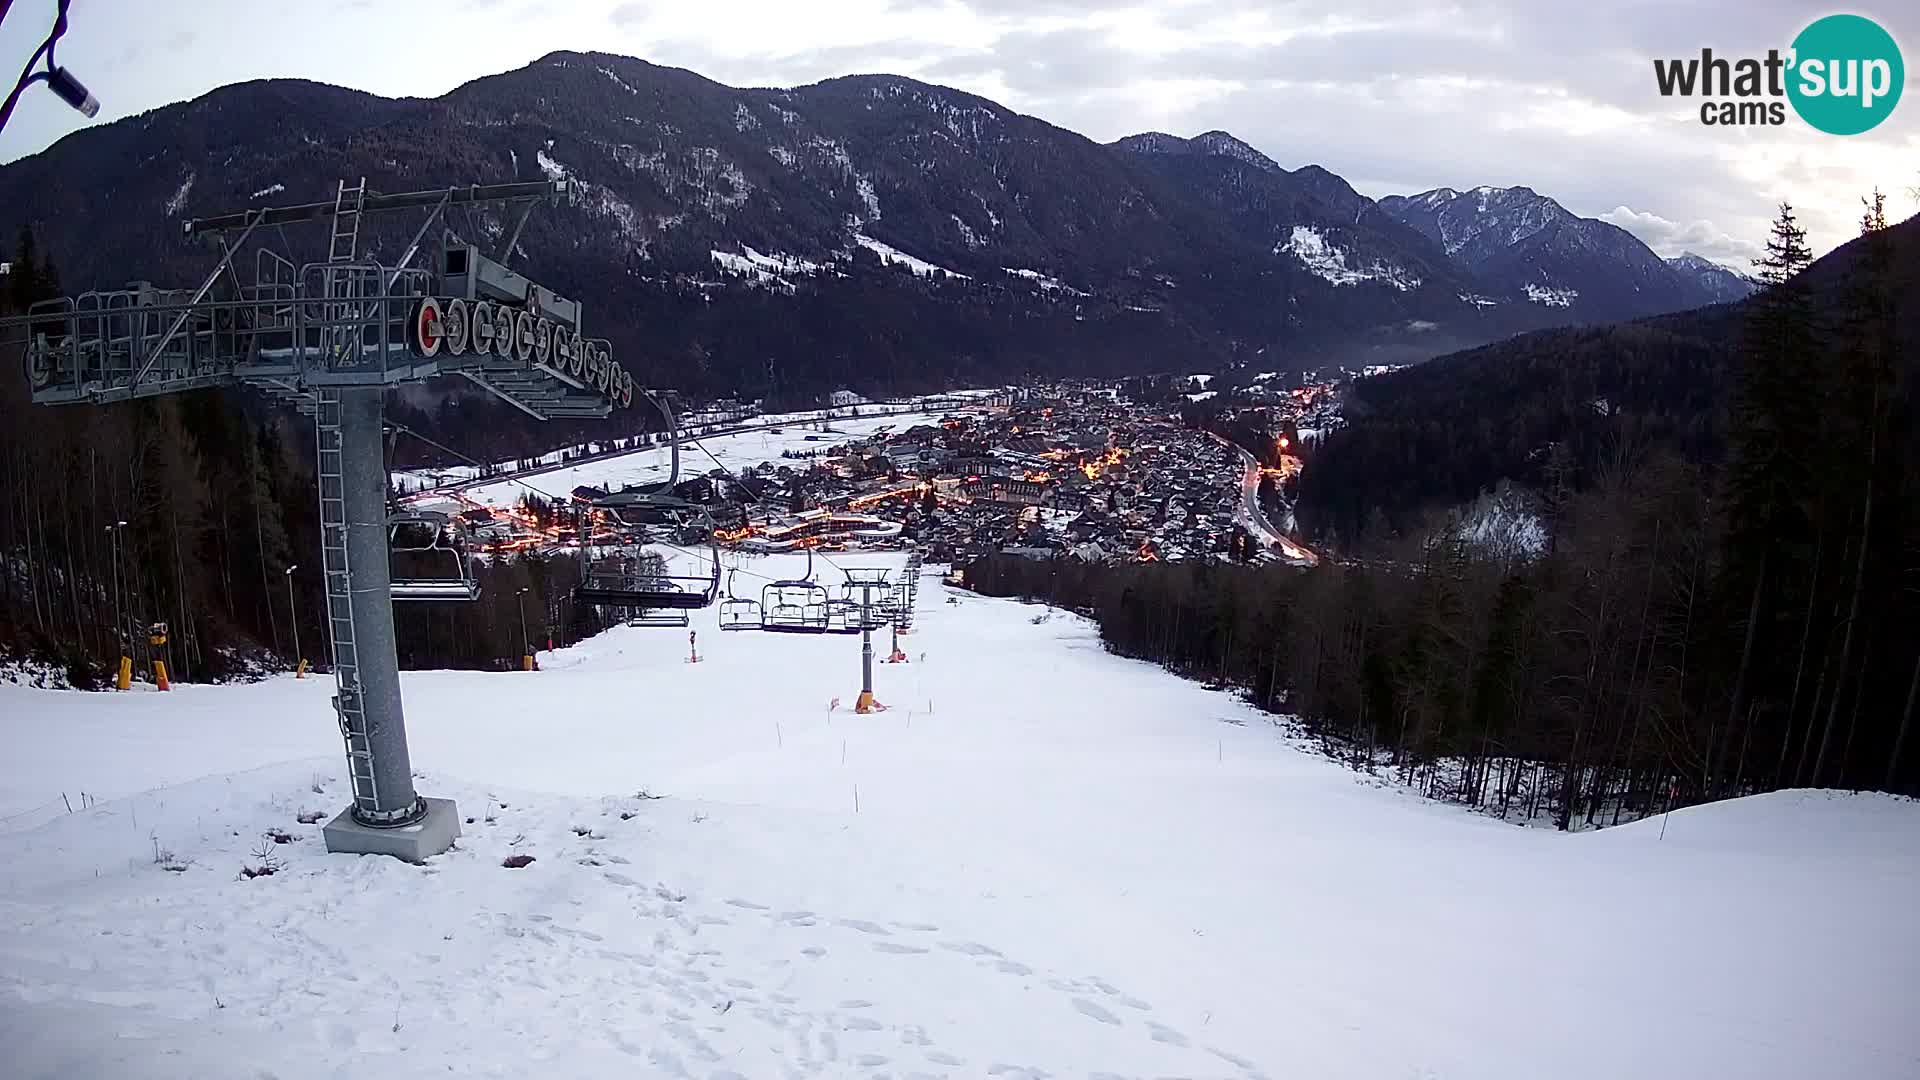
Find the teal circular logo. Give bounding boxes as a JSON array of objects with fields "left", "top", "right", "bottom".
[{"left": 1787, "top": 14, "right": 1903, "bottom": 135}]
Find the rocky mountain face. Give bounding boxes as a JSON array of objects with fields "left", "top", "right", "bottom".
[
  {"left": 0, "top": 52, "right": 1743, "bottom": 407},
  {"left": 1666, "top": 251, "right": 1759, "bottom": 303},
  {"left": 1375, "top": 186, "right": 1753, "bottom": 317}
]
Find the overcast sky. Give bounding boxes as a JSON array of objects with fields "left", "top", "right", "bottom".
[{"left": 3, "top": 0, "right": 1915, "bottom": 266}]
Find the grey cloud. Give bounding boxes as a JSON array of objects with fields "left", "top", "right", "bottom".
[
  {"left": 1597, "top": 206, "right": 1760, "bottom": 265},
  {"left": 609, "top": 2, "right": 649, "bottom": 27}
]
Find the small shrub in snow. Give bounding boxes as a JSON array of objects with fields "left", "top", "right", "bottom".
[
  {"left": 151, "top": 834, "right": 189, "bottom": 872},
  {"left": 241, "top": 836, "right": 285, "bottom": 879},
  {"left": 501, "top": 854, "right": 536, "bottom": 869},
  {"left": 296, "top": 810, "right": 324, "bottom": 825},
  {"left": 265, "top": 828, "right": 294, "bottom": 844}
]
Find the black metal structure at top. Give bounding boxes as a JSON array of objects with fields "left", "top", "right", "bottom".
[{"left": 8, "top": 179, "right": 638, "bottom": 421}]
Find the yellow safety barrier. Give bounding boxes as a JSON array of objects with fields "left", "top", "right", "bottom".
[{"left": 149, "top": 623, "right": 170, "bottom": 691}]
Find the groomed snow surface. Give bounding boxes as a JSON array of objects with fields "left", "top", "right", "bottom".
[{"left": 3, "top": 556, "right": 1917, "bottom": 1079}]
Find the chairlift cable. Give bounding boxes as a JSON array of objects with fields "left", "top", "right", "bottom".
[{"left": 386, "top": 420, "right": 569, "bottom": 504}]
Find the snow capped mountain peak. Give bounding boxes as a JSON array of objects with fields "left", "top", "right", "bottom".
[
  {"left": 1380, "top": 186, "right": 1572, "bottom": 262},
  {"left": 1376, "top": 184, "right": 1743, "bottom": 315},
  {"left": 1665, "top": 251, "right": 1759, "bottom": 302},
  {"left": 1667, "top": 251, "right": 1741, "bottom": 275}
]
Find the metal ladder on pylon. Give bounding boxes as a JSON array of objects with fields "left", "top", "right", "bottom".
[
  {"left": 321, "top": 178, "right": 368, "bottom": 368},
  {"left": 328, "top": 177, "right": 367, "bottom": 265},
  {"left": 316, "top": 392, "right": 380, "bottom": 813}
]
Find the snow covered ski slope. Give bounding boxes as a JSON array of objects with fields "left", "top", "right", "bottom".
[{"left": 2, "top": 557, "right": 1916, "bottom": 1079}]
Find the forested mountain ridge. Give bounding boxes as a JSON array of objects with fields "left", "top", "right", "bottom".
[
  {"left": 1299, "top": 208, "right": 1920, "bottom": 543},
  {"left": 1, "top": 51, "right": 1745, "bottom": 408}
]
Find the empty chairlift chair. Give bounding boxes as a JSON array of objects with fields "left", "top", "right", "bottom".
[
  {"left": 758, "top": 548, "right": 830, "bottom": 633},
  {"left": 388, "top": 511, "right": 482, "bottom": 602},
  {"left": 761, "top": 581, "right": 829, "bottom": 633},
  {"left": 718, "top": 570, "right": 761, "bottom": 630},
  {"left": 572, "top": 486, "right": 722, "bottom": 627},
  {"left": 575, "top": 547, "right": 719, "bottom": 625}
]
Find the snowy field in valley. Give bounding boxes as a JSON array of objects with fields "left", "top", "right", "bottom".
[
  {"left": 396, "top": 392, "right": 995, "bottom": 505},
  {"left": 450, "top": 410, "right": 957, "bottom": 510},
  {"left": 2, "top": 554, "right": 1917, "bottom": 1079}
]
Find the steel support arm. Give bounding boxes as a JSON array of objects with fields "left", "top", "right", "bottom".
[{"left": 184, "top": 181, "right": 568, "bottom": 237}]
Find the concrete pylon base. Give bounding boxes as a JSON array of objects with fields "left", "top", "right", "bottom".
[{"left": 323, "top": 797, "right": 461, "bottom": 862}]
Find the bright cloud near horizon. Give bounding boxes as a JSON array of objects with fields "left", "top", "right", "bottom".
[{"left": 2, "top": 0, "right": 1915, "bottom": 267}]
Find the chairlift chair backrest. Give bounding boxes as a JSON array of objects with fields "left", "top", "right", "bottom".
[
  {"left": 573, "top": 501, "right": 722, "bottom": 614},
  {"left": 719, "top": 569, "right": 761, "bottom": 630},
  {"left": 388, "top": 509, "right": 482, "bottom": 602},
  {"left": 760, "top": 579, "right": 829, "bottom": 633}
]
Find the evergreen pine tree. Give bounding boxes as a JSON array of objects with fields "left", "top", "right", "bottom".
[
  {"left": 8, "top": 226, "right": 42, "bottom": 312},
  {"left": 1721, "top": 203, "right": 1817, "bottom": 751}
]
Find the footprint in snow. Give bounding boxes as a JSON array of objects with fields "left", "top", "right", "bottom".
[
  {"left": 843, "top": 1015, "right": 883, "bottom": 1032},
  {"left": 604, "top": 872, "right": 639, "bottom": 887},
  {"left": 995, "top": 960, "right": 1033, "bottom": 976},
  {"left": 801, "top": 946, "right": 827, "bottom": 959},
  {"left": 839, "top": 999, "right": 874, "bottom": 1009},
  {"left": 937, "top": 941, "right": 1002, "bottom": 958},
  {"left": 726, "top": 898, "right": 770, "bottom": 911},
  {"left": 926, "top": 1051, "right": 965, "bottom": 1066},
  {"left": 893, "top": 921, "right": 940, "bottom": 932},
  {"left": 838, "top": 919, "right": 891, "bottom": 935},
  {"left": 1208, "top": 1046, "right": 1260, "bottom": 1071},
  {"left": 1071, "top": 998, "right": 1122, "bottom": 1025},
  {"left": 873, "top": 942, "right": 929, "bottom": 955},
  {"left": 1145, "top": 1021, "right": 1189, "bottom": 1047}
]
